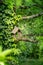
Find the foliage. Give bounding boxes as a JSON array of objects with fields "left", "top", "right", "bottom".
[{"left": 0, "top": 0, "right": 43, "bottom": 65}]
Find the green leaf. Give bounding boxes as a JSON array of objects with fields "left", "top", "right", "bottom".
[{"left": 16, "top": 0, "right": 22, "bottom": 8}]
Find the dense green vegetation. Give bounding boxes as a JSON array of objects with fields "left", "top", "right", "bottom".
[{"left": 0, "top": 0, "right": 43, "bottom": 65}]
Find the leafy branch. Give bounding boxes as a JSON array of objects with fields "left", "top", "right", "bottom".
[{"left": 0, "top": 48, "right": 14, "bottom": 61}]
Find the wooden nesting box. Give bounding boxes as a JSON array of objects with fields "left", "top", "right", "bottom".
[{"left": 12, "top": 26, "right": 21, "bottom": 35}]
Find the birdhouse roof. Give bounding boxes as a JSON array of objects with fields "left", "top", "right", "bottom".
[{"left": 12, "top": 26, "right": 20, "bottom": 34}]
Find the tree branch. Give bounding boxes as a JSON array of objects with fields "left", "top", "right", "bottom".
[
  {"left": 19, "top": 4, "right": 43, "bottom": 9},
  {"left": 13, "top": 35, "right": 38, "bottom": 43},
  {"left": 22, "top": 12, "right": 43, "bottom": 20},
  {"left": 23, "top": 33, "right": 43, "bottom": 36}
]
